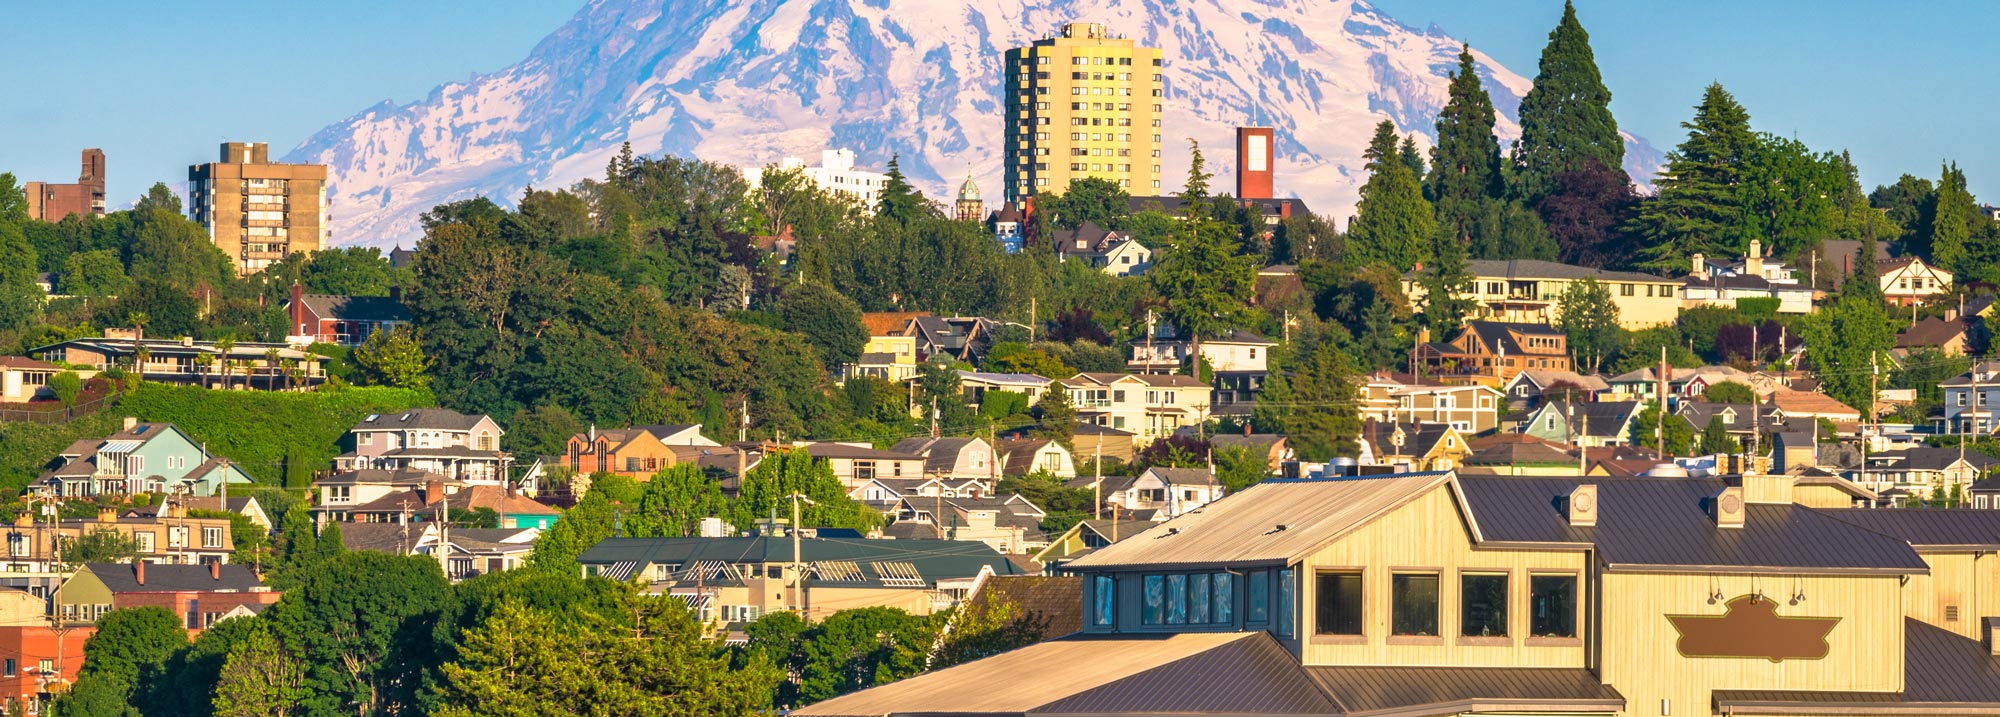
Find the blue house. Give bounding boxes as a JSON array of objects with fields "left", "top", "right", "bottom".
[{"left": 35, "top": 418, "right": 256, "bottom": 497}]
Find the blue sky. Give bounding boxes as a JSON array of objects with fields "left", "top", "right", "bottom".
[{"left": 1, "top": 1, "right": 1993, "bottom": 206}]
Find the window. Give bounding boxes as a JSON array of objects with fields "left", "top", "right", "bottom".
[
  {"left": 202, "top": 527, "right": 223, "bottom": 549},
  {"left": 1530, "top": 574, "right": 1577, "bottom": 638},
  {"left": 1166, "top": 574, "right": 1188, "bottom": 624},
  {"left": 1314, "top": 571, "right": 1362, "bottom": 635},
  {"left": 1392, "top": 573, "right": 1440, "bottom": 636},
  {"left": 1277, "top": 568, "right": 1296, "bottom": 637},
  {"left": 39, "top": 659, "right": 52, "bottom": 675},
  {"left": 1094, "top": 575, "right": 1115, "bottom": 626},
  {"left": 1461, "top": 573, "right": 1509, "bottom": 637},
  {"left": 1213, "top": 571, "right": 1234, "bottom": 624},
  {"left": 135, "top": 532, "right": 155, "bottom": 553},
  {"left": 625, "top": 458, "right": 640, "bottom": 472},
  {"left": 1247, "top": 569, "right": 1270, "bottom": 623},
  {"left": 7, "top": 534, "right": 26, "bottom": 558},
  {"left": 1143, "top": 574, "right": 1165, "bottom": 625},
  {"left": 2, "top": 659, "right": 11, "bottom": 677}
]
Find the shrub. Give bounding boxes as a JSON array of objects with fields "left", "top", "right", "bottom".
[{"left": 121, "top": 383, "right": 433, "bottom": 484}]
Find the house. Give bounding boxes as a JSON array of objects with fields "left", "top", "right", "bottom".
[
  {"left": 1077, "top": 467, "right": 1223, "bottom": 521},
  {"left": 312, "top": 468, "right": 453, "bottom": 525},
  {"left": 32, "top": 418, "right": 255, "bottom": 498},
  {"left": 891, "top": 437, "right": 1001, "bottom": 481},
  {"left": 338, "top": 482, "right": 561, "bottom": 530},
  {"left": 0, "top": 356, "right": 63, "bottom": 403},
  {"left": 336, "top": 522, "right": 540, "bottom": 580},
  {"left": 998, "top": 438, "right": 1077, "bottom": 478},
  {"left": 1674, "top": 401, "right": 1777, "bottom": 446},
  {"left": 1766, "top": 389, "right": 1863, "bottom": 422},
  {"left": 282, "top": 284, "right": 410, "bottom": 346},
  {"left": 1970, "top": 476, "right": 2000, "bottom": 509},
  {"left": 901, "top": 316, "right": 998, "bottom": 364},
  {"left": 1520, "top": 400, "right": 1641, "bottom": 448},
  {"left": 1852, "top": 446, "right": 2000, "bottom": 495},
  {"left": 1358, "top": 420, "right": 1469, "bottom": 472},
  {"left": 1772, "top": 430, "right": 1819, "bottom": 474},
  {"left": 1032, "top": 518, "right": 1155, "bottom": 572},
  {"left": 1070, "top": 423, "right": 1138, "bottom": 464},
  {"left": 1457, "top": 433, "right": 1580, "bottom": 476},
  {"left": 1206, "top": 433, "right": 1290, "bottom": 472},
  {"left": 1, "top": 507, "right": 236, "bottom": 572},
  {"left": 1603, "top": 365, "right": 1753, "bottom": 402},
  {"left": 955, "top": 371, "right": 1051, "bottom": 409},
  {"left": 1402, "top": 259, "right": 1683, "bottom": 330},
  {"left": 561, "top": 427, "right": 682, "bottom": 480},
  {"left": 987, "top": 202, "right": 1024, "bottom": 252},
  {"left": 0, "top": 588, "right": 94, "bottom": 709},
  {"left": 1415, "top": 321, "right": 1570, "bottom": 385},
  {"left": 1054, "top": 221, "right": 1152, "bottom": 276},
  {"left": 803, "top": 471, "right": 2000, "bottom": 717},
  {"left": 843, "top": 345, "right": 917, "bottom": 383},
  {"left": 126, "top": 495, "right": 273, "bottom": 532},
  {"left": 1061, "top": 372, "right": 1211, "bottom": 441},
  {"left": 885, "top": 495, "right": 1049, "bottom": 555},
  {"left": 29, "top": 335, "right": 329, "bottom": 390},
  {"left": 1377, "top": 382, "right": 1504, "bottom": 434},
  {"left": 1897, "top": 316, "right": 1973, "bottom": 356},
  {"left": 56, "top": 562, "right": 277, "bottom": 633},
  {"left": 577, "top": 536, "right": 1020, "bottom": 622},
  {"left": 337, "top": 409, "right": 508, "bottom": 483},
  {"left": 1501, "top": 369, "right": 1610, "bottom": 412},
  {"left": 1878, "top": 256, "right": 1953, "bottom": 305},
  {"left": 1127, "top": 328, "right": 1276, "bottom": 413},
  {"left": 800, "top": 442, "right": 929, "bottom": 489},
  {"left": 750, "top": 226, "right": 796, "bottom": 267},
  {"left": 1938, "top": 361, "right": 2000, "bottom": 433},
  {"left": 1682, "top": 241, "right": 1815, "bottom": 314}
]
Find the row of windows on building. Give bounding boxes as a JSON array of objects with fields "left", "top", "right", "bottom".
[
  {"left": 1018, "top": 178, "right": 1159, "bottom": 189},
  {"left": 1023, "top": 56, "right": 1162, "bottom": 67},
  {"left": 1315, "top": 570, "right": 1576, "bottom": 640},
  {"left": 6, "top": 527, "right": 225, "bottom": 556}
]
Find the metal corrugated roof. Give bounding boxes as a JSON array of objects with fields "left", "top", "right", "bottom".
[
  {"left": 1034, "top": 631, "right": 1340, "bottom": 715},
  {"left": 1066, "top": 472, "right": 1453, "bottom": 570},
  {"left": 1456, "top": 477, "right": 1930, "bottom": 573},
  {"left": 1715, "top": 618, "right": 2000, "bottom": 710},
  {"left": 1817, "top": 509, "right": 2000, "bottom": 548},
  {"left": 1305, "top": 665, "right": 1624, "bottom": 714}
]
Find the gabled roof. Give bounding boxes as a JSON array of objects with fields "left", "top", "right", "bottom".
[
  {"left": 291, "top": 293, "right": 410, "bottom": 323},
  {"left": 577, "top": 536, "right": 1018, "bottom": 586},
  {"left": 1509, "top": 370, "right": 1610, "bottom": 393},
  {"left": 1869, "top": 446, "right": 2000, "bottom": 472},
  {"left": 998, "top": 437, "right": 1068, "bottom": 476},
  {"left": 1068, "top": 472, "right": 1454, "bottom": 570},
  {"left": 1207, "top": 434, "right": 1286, "bottom": 453},
  {"left": 1457, "top": 321, "right": 1566, "bottom": 357},
  {"left": 1898, "top": 316, "right": 1971, "bottom": 349},
  {"left": 861, "top": 311, "right": 930, "bottom": 336},
  {"left": 956, "top": 370, "right": 1050, "bottom": 387},
  {"left": 802, "top": 442, "right": 926, "bottom": 462},
  {"left": 1455, "top": 477, "right": 1929, "bottom": 573},
  {"left": 1460, "top": 258, "right": 1671, "bottom": 284},
  {"left": 0, "top": 356, "right": 60, "bottom": 371},
  {"left": 354, "top": 408, "right": 489, "bottom": 433},
  {"left": 890, "top": 437, "right": 991, "bottom": 475},
  {"left": 1142, "top": 466, "right": 1219, "bottom": 487},
  {"left": 1535, "top": 400, "right": 1641, "bottom": 439},
  {"left": 1462, "top": 433, "right": 1575, "bottom": 466},
  {"left": 1360, "top": 420, "right": 1459, "bottom": 459},
  {"left": 82, "top": 562, "right": 266, "bottom": 593},
  {"left": 1766, "top": 390, "right": 1860, "bottom": 418}
]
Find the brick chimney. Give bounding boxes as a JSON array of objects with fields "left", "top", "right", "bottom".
[
  {"left": 424, "top": 480, "right": 445, "bottom": 505},
  {"left": 210, "top": 561, "right": 221, "bottom": 580},
  {"left": 134, "top": 560, "right": 146, "bottom": 586},
  {"left": 12, "top": 514, "right": 31, "bottom": 528},
  {"left": 123, "top": 416, "right": 138, "bottom": 432},
  {"left": 96, "top": 507, "right": 118, "bottom": 524}
]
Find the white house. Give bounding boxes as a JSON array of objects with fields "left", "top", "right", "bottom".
[{"left": 746, "top": 149, "right": 889, "bottom": 212}]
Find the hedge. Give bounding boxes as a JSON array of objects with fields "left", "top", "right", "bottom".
[
  {"left": 122, "top": 383, "right": 434, "bottom": 485},
  {"left": 0, "top": 410, "right": 127, "bottom": 497}
]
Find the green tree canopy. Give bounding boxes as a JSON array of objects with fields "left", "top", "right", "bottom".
[
  {"left": 1631, "top": 83, "right": 1756, "bottom": 273},
  {"left": 1349, "top": 121, "right": 1435, "bottom": 271},
  {"left": 1513, "top": 1, "right": 1626, "bottom": 199},
  {"left": 778, "top": 282, "right": 867, "bottom": 369}
]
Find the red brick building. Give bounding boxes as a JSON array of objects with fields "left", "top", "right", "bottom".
[
  {"left": 0, "top": 588, "right": 92, "bottom": 711},
  {"left": 23, "top": 149, "right": 106, "bottom": 222},
  {"left": 59, "top": 563, "right": 278, "bottom": 636}
]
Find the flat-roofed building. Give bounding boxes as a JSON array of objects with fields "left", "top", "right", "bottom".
[
  {"left": 1003, "top": 22, "right": 1164, "bottom": 203},
  {"left": 188, "top": 142, "right": 329, "bottom": 274},
  {"left": 23, "top": 149, "right": 105, "bottom": 221}
]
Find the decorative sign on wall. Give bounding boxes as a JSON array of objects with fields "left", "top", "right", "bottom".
[{"left": 1668, "top": 595, "right": 1839, "bottom": 662}]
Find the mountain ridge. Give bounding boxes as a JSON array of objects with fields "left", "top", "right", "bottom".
[{"left": 287, "top": 0, "right": 1662, "bottom": 247}]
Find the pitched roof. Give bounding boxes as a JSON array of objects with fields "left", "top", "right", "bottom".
[
  {"left": 1461, "top": 258, "right": 1671, "bottom": 284},
  {"left": 1817, "top": 508, "right": 2000, "bottom": 548},
  {"left": 1360, "top": 420, "right": 1457, "bottom": 458},
  {"left": 1538, "top": 400, "right": 1641, "bottom": 439},
  {"left": 1463, "top": 433, "right": 1575, "bottom": 466},
  {"left": 1143, "top": 466, "right": 1219, "bottom": 487},
  {"left": 1459, "top": 321, "right": 1566, "bottom": 357},
  {"left": 957, "top": 575, "right": 1084, "bottom": 640},
  {"left": 1068, "top": 472, "right": 1454, "bottom": 570},
  {"left": 1766, "top": 390, "right": 1861, "bottom": 417},
  {"left": 802, "top": 442, "right": 926, "bottom": 461},
  {"left": 293, "top": 293, "right": 410, "bottom": 323},
  {"left": 861, "top": 311, "right": 930, "bottom": 336},
  {"left": 354, "top": 408, "right": 488, "bottom": 432},
  {"left": 0, "top": 356, "right": 60, "bottom": 371},
  {"left": 891, "top": 437, "right": 992, "bottom": 475},
  {"left": 1207, "top": 434, "right": 1285, "bottom": 452},
  {"left": 1512, "top": 369, "right": 1610, "bottom": 393},
  {"left": 1899, "top": 316, "right": 1972, "bottom": 349},
  {"left": 1454, "top": 477, "right": 1930, "bottom": 573},
  {"left": 577, "top": 536, "right": 1019, "bottom": 586},
  {"left": 1870, "top": 446, "right": 2000, "bottom": 472},
  {"left": 998, "top": 438, "right": 1066, "bottom": 476},
  {"left": 82, "top": 563, "right": 266, "bottom": 593},
  {"left": 1305, "top": 665, "right": 1624, "bottom": 714}
]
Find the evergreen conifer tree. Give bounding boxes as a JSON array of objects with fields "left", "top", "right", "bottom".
[
  {"left": 1514, "top": 0, "right": 1626, "bottom": 199},
  {"left": 1630, "top": 83, "right": 1756, "bottom": 273},
  {"left": 1431, "top": 46, "right": 1557, "bottom": 262},
  {"left": 876, "top": 155, "right": 924, "bottom": 225},
  {"left": 1418, "top": 228, "right": 1477, "bottom": 337},
  {"left": 1350, "top": 121, "right": 1435, "bottom": 271},
  {"left": 1399, "top": 137, "right": 1426, "bottom": 187},
  {"left": 1927, "top": 162, "right": 1976, "bottom": 272}
]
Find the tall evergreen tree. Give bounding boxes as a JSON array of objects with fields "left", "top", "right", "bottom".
[
  {"left": 1429, "top": 45, "right": 1504, "bottom": 209},
  {"left": 1926, "top": 162, "right": 1977, "bottom": 271},
  {"left": 1177, "top": 139, "right": 1212, "bottom": 219},
  {"left": 1349, "top": 121, "right": 1435, "bottom": 271},
  {"left": 1399, "top": 137, "right": 1427, "bottom": 186},
  {"left": 876, "top": 155, "right": 924, "bottom": 225},
  {"left": 1630, "top": 83, "right": 1756, "bottom": 273},
  {"left": 1514, "top": 0, "right": 1626, "bottom": 199}
]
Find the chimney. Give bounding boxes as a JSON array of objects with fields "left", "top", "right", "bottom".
[
  {"left": 1567, "top": 485, "right": 1598, "bottom": 527},
  {"left": 1743, "top": 471, "right": 1796, "bottom": 505},
  {"left": 123, "top": 416, "right": 138, "bottom": 431},
  {"left": 11, "top": 514, "right": 29, "bottom": 528},
  {"left": 134, "top": 560, "right": 145, "bottom": 586},
  {"left": 1713, "top": 487, "right": 1746, "bottom": 529},
  {"left": 1691, "top": 253, "right": 1707, "bottom": 279},
  {"left": 425, "top": 480, "right": 445, "bottom": 505},
  {"left": 290, "top": 282, "right": 304, "bottom": 309},
  {"left": 1745, "top": 240, "right": 1764, "bottom": 278},
  {"left": 210, "top": 561, "right": 221, "bottom": 580},
  {"left": 97, "top": 507, "right": 118, "bottom": 524}
]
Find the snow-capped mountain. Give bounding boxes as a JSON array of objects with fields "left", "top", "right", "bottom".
[{"left": 289, "top": 0, "right": 1662, "bottom": 248}]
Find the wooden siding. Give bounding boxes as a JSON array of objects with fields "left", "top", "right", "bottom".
[
  {"left": 1901, "top": 551, "right": 2000, "bottom": 640},
  {"left": 1296, "top": 486, "right": 1589, "bottom": 668},
  {"left": 1598, "top": 572, "right": 1905, "bottom": 716}
]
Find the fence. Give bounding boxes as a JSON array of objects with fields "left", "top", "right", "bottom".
[{"left": 0, "top": 392, "right": 120, "bottom": 425}]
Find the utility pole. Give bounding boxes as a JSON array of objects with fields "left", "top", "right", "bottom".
[
  {"left": 1144, "top": 309, "right": 1156, "bottom": 376},
  {"left": 1029, "top": 297, "right": 1037, "bottom": 344},
  {"left": 930, "top": 397, "right": 940, "bottom": 439},
  {"left": 1092, "top": 439, "right": 1104, "bottom": 520},
  {"left": 739, "top": 398, "right": 750, "bottom": 443},
  {"left": 1657, "top": 345, "right": 1668, "bottom": 457},
  {"left": 789, "top": 493, "right": 803, "bottom": 615},
  {"left": 437, "top": 489, "right": 451, "bottom": 579}
]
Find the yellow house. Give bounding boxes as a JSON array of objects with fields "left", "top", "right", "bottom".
[
  {"left": 802, "top": 470, "right": 2000, "bottom": 716},
  {"left": 1404, "top": 259, "right": 1683, "bottom": 329}
]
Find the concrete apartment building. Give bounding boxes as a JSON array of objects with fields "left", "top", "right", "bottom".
[
  {"left": 187, "top": 142, "right": 329, "bottom": 274},
  {"left": 23, "top": 149, "right": 107, "bottom": 221},
  {"left": 749, "top": 149, "right": 889, "bottom": 211},
  {"left": 1003, "top": 22, "right": 1164, "bottom": 203}
]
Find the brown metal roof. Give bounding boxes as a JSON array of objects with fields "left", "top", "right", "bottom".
[
  {"left": 1066, "top": 472, "right": 1453, "bottom": 570},
  {"left": 789, "top": 631, "right": 1254, "bottom": 716},
  {"left": 1455, "top": 477, "right": 1930, "bottom": 573},
  {"left": 1307, "top": 665, "right": 1623, "bottom": 715},
  {"left": 1817, "top": 508, "right": 2000, "bottom": 548},
  {"left": 1714, "top": 618, "right": 2000, "bottom": 712},
  {"left": 1034, "top": 631, "right": 1340, "bottom": 715}
]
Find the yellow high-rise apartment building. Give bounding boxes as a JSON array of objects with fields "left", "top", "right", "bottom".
[
  {"left": 188, "top": 142, "right": 330, "bottom": 274},
  {"left": 1003, "top": 23, "right": 1163, "bottom": 205}
]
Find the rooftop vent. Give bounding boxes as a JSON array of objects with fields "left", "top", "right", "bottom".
[
  {"left": 1712, "top": 487, "right": 1746, "bottom": 529},
  {"left": 1567, "top": 485, "right": 1598, "bottom": 527}
]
